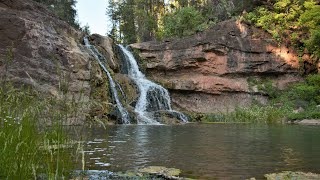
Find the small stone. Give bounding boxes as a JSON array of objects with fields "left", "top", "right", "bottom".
[{"left": 138, "top": 166, "right": 181, "bottom": 178}]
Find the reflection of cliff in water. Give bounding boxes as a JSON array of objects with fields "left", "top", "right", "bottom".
[{"left": 71, "top": 125, "right": 320, "bottom": 179}]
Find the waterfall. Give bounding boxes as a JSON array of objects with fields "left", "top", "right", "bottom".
[
  {"left": 84, "top": 37, "right": 130, "bottom": 124},
  {"left": 118, "top": 45, "right": 188, "bottom": 124}
]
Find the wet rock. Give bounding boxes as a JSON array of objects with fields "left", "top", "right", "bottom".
[
  {"left": 264, "top": 171, "right": 320, "bottom": 180},
  {"left": 72, "top": 169, "right": 192, "bottom": 180},
  {"left": 88, "top": 34, "right": 119, "bottom": 71},
  {"left": 114, "top": 73, "right": 139, "bottom": 105},
  {"left": 153, "top": 110, "right": 188, "bottom": 124},
  {"left": 295, "top": 119, "right": 320, "bottom": 125},
  {"left": 131, "top": 20, "right": 302, "bottom": 113},
  {"left": 138, "top": 166, "right": 182, "bottom": 179}
]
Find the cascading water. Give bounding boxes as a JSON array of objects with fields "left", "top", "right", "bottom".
[
  {"left": 84, "top": 37, "right": 130, "bottom": 124},
  {"left": 118, "top": 45, "right": 188, "bottom": 124}
]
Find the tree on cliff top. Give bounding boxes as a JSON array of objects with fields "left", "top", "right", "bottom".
[
  {"left": 106, "top": 0, "right": 265, "bottom": 43},
  {"left": 33, "top": 0, "right": 80, "bottom": 29},
  {"left": 245, "top": 0, "right": 320, "bottom": 73},
  {"left": 161, "top": 7, "right": 205, "bottom": 38}
]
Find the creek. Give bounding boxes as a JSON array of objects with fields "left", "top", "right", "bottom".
[{"left": 73, "top": 124, "right": 320, "bottom": 179}]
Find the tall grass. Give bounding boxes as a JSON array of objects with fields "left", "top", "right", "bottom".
[
  {"left": 0, "top": 83, "right": 78, "bottom": 179},
  {"left": 202, "top": 104, "right": 291, "bottom": 124},
  {"left": 201, "top": 74, "right": 320, "bottom": 124}
]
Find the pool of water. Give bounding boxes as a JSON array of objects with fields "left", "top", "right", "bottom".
[{"left": 73, "top": 124, "right": 320, "bottom": 179}]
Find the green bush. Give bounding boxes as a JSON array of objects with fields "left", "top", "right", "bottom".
[
  {"left": 245, "top": 0, "right": 320, "bottom": 62},
  {"left": 276, "top": 74, "right": 320, "bottom": 120},
  {"left": 201, "top": 74, "right": 320, "bottom": 123},
  {"left": 287, "top": 74, "right": 320, "bottom": 104},
  {"left": 161, "top": 7, "right": 206, "bottom": 38},
  {"left": 288, "top": 109, "right": 320, "bottom": 120}
]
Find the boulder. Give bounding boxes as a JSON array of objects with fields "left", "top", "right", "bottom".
[
  {"left": 138, "top": 166, "right": 182, "bottom": 179},
  {"left": 264, "top": 171, "right": 320, "bottom": 180}
]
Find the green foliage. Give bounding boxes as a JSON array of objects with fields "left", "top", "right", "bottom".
[
  {"left": 272, "top": 74, "right": 320, "bottom": 121},
  {"left": 107, "top": 0, "right": 262, "bottom": 42},
  {"left": 80, "top": 24, "right": 91, "bottom": 35},
  {"left": 202, "top": 104, "right": 289, "bottom": 124},
  {"left": 161, "top": 7, "right": 205, "bottom": 38},
  {"left": 107, "top": 0, "right": 161, "bottom": 43},
  {"left": 247, "top": 77, "right": 280, "bottom": 98},
  {"left": 286, "top": 74, "right": 320, "bottom": 104},
  {"left": 305, "top": 29, "right": 320, "bottom": 57},
  {"left": 288, "top": 108, "right": 320, "bottom": 120},
  {"left": 33, "top": 0, "right": 80, "bottom": 28},
  {"left": 245, "top": 0, "right": 320, "bottom": 62},
  {"left": 200, "top": 74, "right": 320, "bottom": 123},
  {"left": 299, "top": 2, "right": 320, "bottom": 58}
]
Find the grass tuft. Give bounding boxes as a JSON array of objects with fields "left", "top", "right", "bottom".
[{"left": 0, "top": 83, "right": 79, "bottom": 179}]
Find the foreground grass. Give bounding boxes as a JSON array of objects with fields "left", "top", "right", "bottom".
[{"left": 0, "top": 83, "right": 78, "bottom": 179}]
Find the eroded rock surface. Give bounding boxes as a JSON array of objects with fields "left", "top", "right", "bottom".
[
  {"left": 0, "top": 0, "right": 113, "bottom": 124},
  {"left": 131, "top": 20, "right": 302, "bottom": 113}
]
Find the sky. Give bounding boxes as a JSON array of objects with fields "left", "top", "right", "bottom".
[{"left": 76, "top": 0, "right": 111, "bottom": 35}]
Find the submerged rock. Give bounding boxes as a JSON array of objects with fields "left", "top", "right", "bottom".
[
  {"left": 295, "top": 119, "right": 320, "bottom": 125},
  {"left": 153, "top": 111, "right": 188, "bottom": 124},
  {"left": 138, "top": 166, "right": 182, "bottom": 179},
  {"left": 72, "top": 168, "right": 192, "bottom": 180},
  {"left": 264, "top": 171, "right": 320, "bottom": 180}
]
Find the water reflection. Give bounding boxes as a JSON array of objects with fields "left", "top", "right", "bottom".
[{"left": 74, "top": 124, "right": 320, "bottom": 179}]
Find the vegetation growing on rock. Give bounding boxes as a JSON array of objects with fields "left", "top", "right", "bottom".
[
  {"left": 107, "top": 0, "right": 265, "bottom": 43},
  {"left": 198, "top": 74, "right": 320, "bottom": 124},
  {"left": 245, "top": 0, "right": 320, "bottom": 72},
  {"left": 33, "top": 0, "right": 79, "bottom": 28}
]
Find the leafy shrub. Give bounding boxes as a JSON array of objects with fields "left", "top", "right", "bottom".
[
  {"left": 201, "top": 74, "right": 320, "bottom": 123},
  {"left": 288, "top": 109, "right": 320, "bottom": 120},
  {"left": 161, "top": 7, "right": 206, "bottom": 38},
  {"left": 287, "top": 74, "right": 320, "bottom": 104},
  {"left": 276, "top": 74, "right": 320, "bottom": 120},
  {"left": 245, "top": 0, "right": 320, "bottom": 62}
]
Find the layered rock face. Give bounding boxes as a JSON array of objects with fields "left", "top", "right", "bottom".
[
  {"left": 0, "top": 0, "right": 101, "bottom": 124},
  {"left": 131, "top": 20, "right": 302, "bottom": 113}
]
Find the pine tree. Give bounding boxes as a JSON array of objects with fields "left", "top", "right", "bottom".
[{"left": 33, "top": 0, "right": 79, "bottom": 28}]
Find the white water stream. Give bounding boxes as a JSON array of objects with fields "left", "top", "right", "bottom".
[
  {"left": 84, "top": 37, "right": 130, "bottom": 124},
  {"left": 118, "top": 45, "right": 188, "bottom": 124}
]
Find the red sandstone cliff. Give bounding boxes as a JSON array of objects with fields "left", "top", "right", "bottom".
[{"left": 131, "top": 20, "right": 302, "bottom": 113}]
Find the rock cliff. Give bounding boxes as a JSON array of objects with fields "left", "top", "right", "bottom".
[
  {"left": 0, "top": 0, "right": 305, "bottom": 121},
  {"left": 131, "top": 20, "right": 302, "bottom": 113},
  {"left": 0, "top": 0, "right": 115, "bottom": 124}
]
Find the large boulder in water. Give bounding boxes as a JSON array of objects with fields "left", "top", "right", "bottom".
[{"left": 131, "top": 20, "right": 303, "bottom": 113}]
